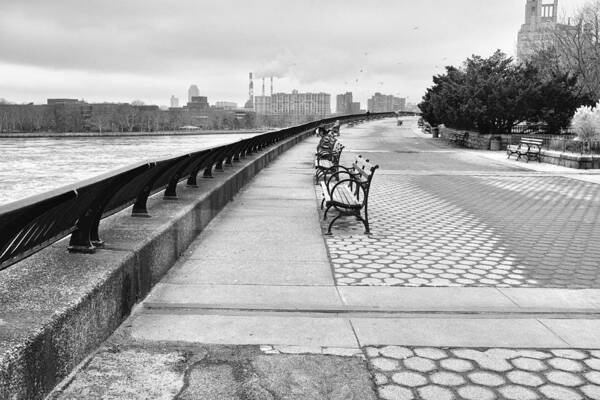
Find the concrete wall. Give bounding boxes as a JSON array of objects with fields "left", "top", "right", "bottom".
[
  {"left": 540, "top": 150, "right": 600, "bottom": 169},
  {"left": 0, "top": 129, "right": 313, "bottom": 400},
  {"left": 439, "top": 126, "right": 571, "bottom": 151}
]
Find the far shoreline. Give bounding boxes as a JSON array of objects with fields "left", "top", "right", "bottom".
[{"left": 0, "top": 129, "right": 268, "bottom": 139}]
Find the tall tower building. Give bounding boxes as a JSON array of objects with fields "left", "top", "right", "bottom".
[
  {"left": 517, "top": 0, "right": 560, "bottom": 61},
  {"left": 244, "top": 73, "right": 254, "bottom": 109},
  {"left": 170, "top": 95, "right": 179, "bottom": 108},
  {"left": 188, "top": 85, "right": 200, "bottom": 102}
]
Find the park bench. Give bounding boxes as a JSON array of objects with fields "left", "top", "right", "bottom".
[
  {"left": 320, "top": 155, "right": 378, "bottom": 235},
  {"left": 507, "top": 137, "right": 543, "bottom": 162},
  {"left": 315, "top": 141, "right": 344, "bottom": 182}
]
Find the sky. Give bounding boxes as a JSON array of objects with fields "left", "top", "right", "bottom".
[{"left": 0, "top": 0, "right": 591, "bottom": 108}]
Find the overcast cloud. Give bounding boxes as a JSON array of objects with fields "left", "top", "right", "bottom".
[{"left": 0, "top": 0, "right": 590, "bottom": 107}]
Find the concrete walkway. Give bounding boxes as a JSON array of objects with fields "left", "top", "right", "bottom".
[{"left": 50, "top": 119, "right": 600, "bottom": 400}]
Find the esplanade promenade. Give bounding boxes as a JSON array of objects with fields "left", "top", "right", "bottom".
[{"left": 2, "top": 115, "right": 600, "bottom": 399}]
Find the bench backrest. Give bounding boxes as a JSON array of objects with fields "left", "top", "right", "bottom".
[
  {"left": 520, "top": 138, "right": 543, "bottom": 147},
  {"left": 352, "top": 155, "right": 379, "bottom": 190}
]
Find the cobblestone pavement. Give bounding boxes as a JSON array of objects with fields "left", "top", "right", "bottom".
[
  {"left": 365, "top": 346, "right": 600, "bottom": 400},
  {"left": 320, "top": 174, "right": 600, "bottom": 288}
]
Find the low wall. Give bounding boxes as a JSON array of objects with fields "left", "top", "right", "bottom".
[
  {"left": 0, "top": 129, "right": 313, "bottom": 399},
  {"left": 541, "top": 150, "right": 600, "bottom": 169},
  {"left": 439, "top": 126, "right": 569, "bottom": 150}
]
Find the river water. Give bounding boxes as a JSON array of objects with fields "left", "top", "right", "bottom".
[{"left": 0, "top": 133, "right": 257, "bottom": 206}]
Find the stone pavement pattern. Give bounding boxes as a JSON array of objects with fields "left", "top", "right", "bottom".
[
  {"left": 323, "top": 120, "right": 600, "bottom": 288},
  {"left": 367, "top": 346, "right": 600, "bottom": 400},
  {"left": 49, "top": 118, "right": 600, "bottom": 399}
]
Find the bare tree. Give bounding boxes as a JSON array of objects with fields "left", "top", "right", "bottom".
[{"left": 549, "top": 1, "right": 600, "bottom": 99}]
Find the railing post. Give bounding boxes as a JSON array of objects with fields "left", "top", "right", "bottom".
[
  {"left": 203, "top": 166, "right": 214, "bottom": 178},
  {"left": 131, "top": 185, "right": 152, "bottom": 217},
  {"left": 68, "top": 207, "right": 98, "bottom": 253}
]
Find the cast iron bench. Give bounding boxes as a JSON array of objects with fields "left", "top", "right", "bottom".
[
  {"left": 315, "top": 141, "right": 344, "bottom": 182},
  {"left": 507, "top": 138, "right": 543, "bottom": 162},
  {"left": 320, "top": 155, "right": 378, "bottom": 235}
]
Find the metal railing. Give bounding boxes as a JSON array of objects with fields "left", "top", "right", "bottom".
[{"left": 0, "top": 113, "right": 392, "bottom": 271}]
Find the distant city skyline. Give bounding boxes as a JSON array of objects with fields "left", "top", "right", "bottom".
[{"left": 0, "top": 0, "right": 590, "bottom": 108}]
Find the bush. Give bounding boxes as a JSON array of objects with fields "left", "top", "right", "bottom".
[
  {"left": 419, "top": 51, "right": 589, "bottom": 134},
  {"left": 571, "top": 102, "right": 600, "bottom": 141}
]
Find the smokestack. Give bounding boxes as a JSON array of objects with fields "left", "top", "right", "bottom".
[
  {"left": 262, "top": 78, "right": 265, "bottom": 97},
  {"left": 270, "top": 76, "right": 273, "bottom": 97},
  {"left": 249, "top": 73, "right": 254, "bottom": 98}
]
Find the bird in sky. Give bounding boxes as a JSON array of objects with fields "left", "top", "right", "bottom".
[{"left": 413, "top": 26, "right": 419, "bottom": 30}]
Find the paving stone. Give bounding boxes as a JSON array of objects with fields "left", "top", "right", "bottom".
[
  {"left": 413, "top": 347, "right": 447, "bottom": 360},
  {"left": 551, "top": 350, "right": 587, "bottom": 360},
  {"left": 379, "top": 346, "right": 414, "bottom": 360},
  {"left": 585, "top": 358, "right": 600, "bottom": 370},
  {"left": 391, "top": 372, "right": 427, "bottom": 387},
  {"left": 468, "top": 371, "right": 505, "bottom": 387},
  {"left": 586, "top": 371, "right": 600, "bottom": 385},
  {"left": 517, "top": 350, "right": 552, "bottom": 360},
  {"left": 546, "top": 371, "right": 584, "bottom": 387},
  {"left": 374, "top": 373, "right": 389, "bottom": 385},
  {"left": 499, "top": 385, "right": 540, "bottom": 400},
  {"left": 507, "top": 370, "right": 544, "bottom": 387},
  {"left": 440, "top": 358, "right": 474, "bottom": 372},
  {"left": 457, "top": 385, "right": 497, "bottom": 400},
  {"left": 403, "top": 357, "right": 436, "bottom": 372},
  {"left": 378, "top": 385, "right": 414, "bottom": 400},
  {"left": 512, "top": 357, "right": 548, "bottom": 372},
  {"left": 417, "top": 385, "right": 454, "bottom": 400},
  {"left": 430, "top": 371, "right": 465, "bottom": 386},
  {"left": 539, "top": 384, "right": 583, "bottom": 400},
  {"left": 581, "top": 384, "right": 600, "bottom": 399},
  {"left": 548, "top": 358, "right": 584, "bottom": 372}
]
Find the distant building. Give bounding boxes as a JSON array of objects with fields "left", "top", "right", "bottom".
[
  {"left": 254, "top": 90, "right": 331, "bottom": 124},
  {"left": 187, "top": 96, "right": 209, "bottom": 112},
  {"left": 517, "top": 0, "right": 573, "bottom": 61},
  {"left": 188, "top": 85, "right": 200, "bottom": 102},
  {"left": 215, "top": 101, "right": 237, "bottom": 110},
  {"left": 170, "top": 95, "right": 179, "bottom": 108},
  {"left": 47, "top": 98, "right": 82, "bottom": 105},
  {"left": 336, "top": 92, "right": 354, "bottom": 115},
  {"left": 367, "top": 93, "right": 405, "bottom": 113}
]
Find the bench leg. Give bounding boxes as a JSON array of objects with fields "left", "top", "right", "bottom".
[
  {"left": 326, "top": 214, "right": 342, "bottom": 235},
  {"left": 363, "top": 208, "right": 370, "bottom": 234},
  {"left": 320, "top": 197, "right": 326, "bottom": 210},
  {"left": 323, "top": 204, "right": 332, "bottom": 220}
]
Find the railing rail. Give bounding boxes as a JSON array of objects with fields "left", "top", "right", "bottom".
[{"left": 0, "top": 113, "right": 393, "bottom": 270}]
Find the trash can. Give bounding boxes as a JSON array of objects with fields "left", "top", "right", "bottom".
[
  {"left": 490, "top": 137, "right": 501, "bottom": 151},
  {"left": 432, "top": 127, "right": 439, "bottom": 138}
]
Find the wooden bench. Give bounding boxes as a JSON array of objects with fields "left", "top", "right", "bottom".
[
  {"left": 320, "top": 155, "right": 378, "bottom": 235},
  {"left": 507, "top": 138, "right": 543, "bottom": 162},
  {"left": 315, "top": 141, "right": 344, "bottom": 182}
]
